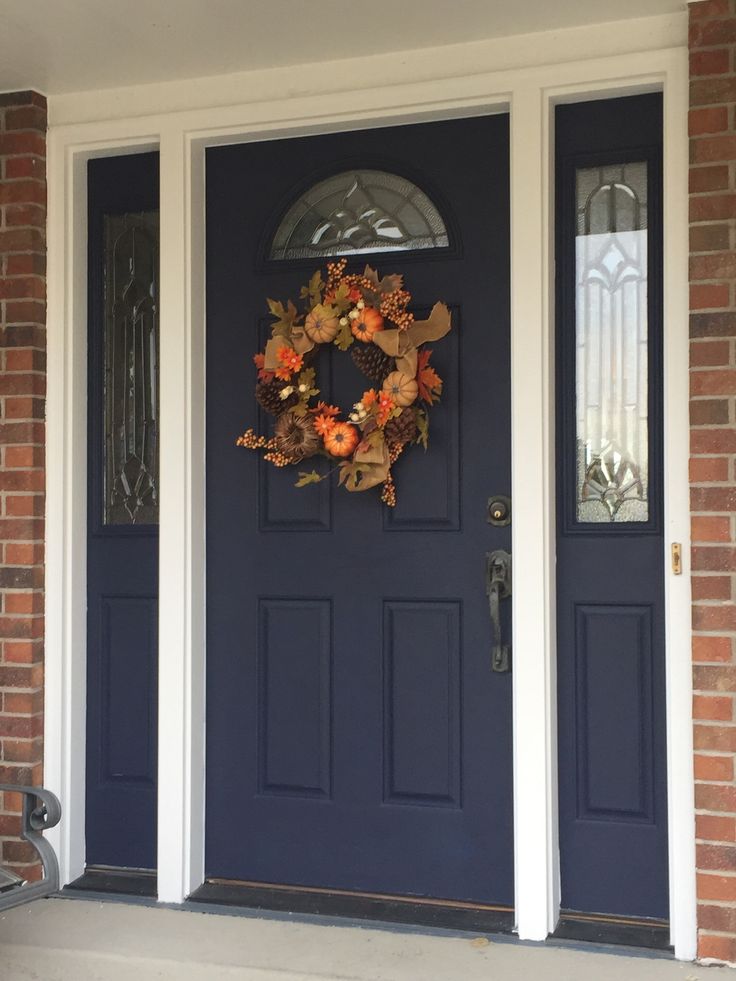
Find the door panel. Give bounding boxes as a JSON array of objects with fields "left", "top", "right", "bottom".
[
  {"left": 86, "top": 153, "right": 159, "bottom": 870},
  {"left": 556, "top": 95, "right": 668, "bottom": 920},
  {"left": 205, "top": 116, "right": 512, "bottom": 904}
]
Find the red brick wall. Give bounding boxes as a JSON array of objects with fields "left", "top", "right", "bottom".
[
  {"left": 690, "top": 0, "right": 736, "bottom": 964},
  {"left": 0, "top": 91, "right": 46, "bottom": 882}
]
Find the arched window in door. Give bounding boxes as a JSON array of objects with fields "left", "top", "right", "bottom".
[{"left": 268, "top": 169, "right": 449, "bottom": 260}]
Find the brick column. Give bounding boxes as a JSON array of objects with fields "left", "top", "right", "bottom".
[
  {"left": 0, "top": 91, "right": 46, "bottom": 882},
  {"left": 690, "top": 0, "right": 736, "bottom": 964}
]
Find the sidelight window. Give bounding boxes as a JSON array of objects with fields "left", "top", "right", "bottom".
[
  {"left": 103, "top": 212, "right": 160, "bottom": 525},
  {"left": 574, "top": 162, "right": 649, "bottom": 523}
]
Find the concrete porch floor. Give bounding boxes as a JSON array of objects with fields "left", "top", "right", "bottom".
[{"left": 0, "top": 897, "right": 717, "bottom": 981}]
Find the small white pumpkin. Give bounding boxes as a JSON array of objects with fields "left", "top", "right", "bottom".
[
  {"left": 304, "top": 305, "right": 339, "bottom": 343},
  {"left": 382, "top": 370, "right": 419, "bottom": 407}
]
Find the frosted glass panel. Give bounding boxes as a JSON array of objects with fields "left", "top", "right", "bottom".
[
  {"left": 575, "top": 163, "right": 649, "bottom": 523},
  {"left": 269, "top": 170, "right": 449, "bottom": 260},
  {"left": 103, "top": 211, "right": 160, "bottom": 525}
]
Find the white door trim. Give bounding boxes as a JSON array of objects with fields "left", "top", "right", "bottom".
[{"left": 43, "top": 27, "right": 694, "bottom": 959}]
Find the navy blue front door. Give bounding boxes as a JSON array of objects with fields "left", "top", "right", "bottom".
[{"left": 205, "top": 116, "right": 512, "bottom": 903}]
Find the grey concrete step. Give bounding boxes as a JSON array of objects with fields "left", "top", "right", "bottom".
[{"left": 0, "top": 898, "right": 705, "bottom": 981}]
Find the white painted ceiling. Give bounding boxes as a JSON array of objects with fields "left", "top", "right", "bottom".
[{"left": 0, "top": 0, "right": 685, "bottom": 96}]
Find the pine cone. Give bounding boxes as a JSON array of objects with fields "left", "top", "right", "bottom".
[
  {"left": 384, "top": 407, "right": 418, "bottom": 447},
  {"left": 256, "top": 379, "right": 297, "bottom": 415},
  {"left": 351, "top": 343, "right": 394, "bottom": 384}
]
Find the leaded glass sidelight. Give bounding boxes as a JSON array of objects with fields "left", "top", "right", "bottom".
[
  {"left": 575, "top": 162, "right": 649, "bottom": 523},
  {"left": 103, "top": 212, "right": 160, "bottom": 525},
  {"left": 269, "top": 170, "right": 449, "bottom": 260}
]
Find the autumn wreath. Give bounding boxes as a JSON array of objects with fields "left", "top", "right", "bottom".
[{"left": 237, "top": 258, "right": 451, "bottom": 507}]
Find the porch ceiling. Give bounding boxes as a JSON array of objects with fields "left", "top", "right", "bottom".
[{"left": 1, "top": 0, "right": 685, "bottom": 97}]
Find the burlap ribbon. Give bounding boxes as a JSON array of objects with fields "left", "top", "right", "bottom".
[
  {"left": 372, "top": 302, "right": 452, "bottom": 377},
  {"left": 344, "top": 440, "right": 390, "bottom": 492}
]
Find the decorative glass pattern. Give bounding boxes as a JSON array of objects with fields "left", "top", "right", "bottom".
[
  {"left": 269, "top": 170, "right": 449, "bottom": 260},
  {"left": 103, "top": 212, "right": 160, "bottom": 525},
  {"left": 575, "top": 162, "right": 649, "bottom": 523}
]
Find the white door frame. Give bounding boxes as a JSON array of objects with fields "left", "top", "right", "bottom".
[{"left": 43, "top": 18, "right": 695, "bottom": 959}]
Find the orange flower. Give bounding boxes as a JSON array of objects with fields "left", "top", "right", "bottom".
[
  {"left": 362, "top": 389, "right": 377, "bottom": 407},
  {"left": 276, "top": 346, "right": 304, "bottom": 375},
  {"left": 314, "top": 413, "right": 337, "bottom": 438},
  {"left": 253, "top": 351, "right": 273, "bottom": 381},
  {"left": 377, "top": 391, "right": 395, "bottom": 427},
  {"left": 311, "top": 401, "right": 340, "bottom": 418}
]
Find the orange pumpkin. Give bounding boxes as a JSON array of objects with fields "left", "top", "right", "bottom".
[
  {"left": 351, "top": 306, "right": 384, "bottom": 343},
  {"left": 324, "top": 421, "right": 359, "bottom": 458},
  {"left": 382, "top": 370, "right": 418, "bottom": 407},
  {"left": 305, "top": 305, "right": 339, "bottom": 343}
]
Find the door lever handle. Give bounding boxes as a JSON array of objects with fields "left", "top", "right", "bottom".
[{"left": 485, "top": 550, "right": 512, "bottom": 673}]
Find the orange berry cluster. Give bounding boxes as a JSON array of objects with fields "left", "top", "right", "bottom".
[
  {"left": 326, "top": 259, "right": 348, "bottom": 293},
  {"left": 263, "top": 450, "right": 293, "bottom": 467},
  {"left": 380, "top": 288, "right": 413, "bottom": 330},
  {"left": 343, "top": 271, "right": 380, "bottom": 296},
  {"left": 380, "top": 443, "right": 406, "bottom": 507},
  {"left": 236, "top": 429, "right": 276, "bottom": 450},
  {"left": 236, "top": 430, "right": 295, "bottom": 467},
  {"left": 388, "top": 442, "right": 405, "bottom": 465},
  {"left": 381, "top": 472, "right": 396, "bottom": 507}
]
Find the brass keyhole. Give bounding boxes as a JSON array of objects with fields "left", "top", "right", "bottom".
[{"left": 487, "top": 495, "right": 511, "bottom": 527}]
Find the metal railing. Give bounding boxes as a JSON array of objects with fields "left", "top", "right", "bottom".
[{"left": 0, "top": 785, "right": 61, "bottom": 912}]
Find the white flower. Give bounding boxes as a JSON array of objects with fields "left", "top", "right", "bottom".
[
  {"left": 279, "top": 386, "right": 294, "bottom": 400},
  {"left": 298, "top": 384, "right": 308, "bottom": 393},
  {"left": 349, "top": 413, "right": 359, "bottom": 422},
  {"left": 348, "top": 309, "right": 359, "bottom": 320},
  {"left": 356, "top": 299, "right": 365, "bottom": 310},
  {"left": 339, "top": 317, "right": 348, "bottom": 327},
  {"left": 353, "top": 402, "right": 364, "bottom": 412}
]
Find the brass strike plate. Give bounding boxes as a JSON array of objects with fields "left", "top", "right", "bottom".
[{"left": 671, "top": 542, "right": 682, "bottom": 576}]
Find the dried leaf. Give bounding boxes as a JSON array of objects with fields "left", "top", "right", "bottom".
[
  {"left": 331, "top": 281, "right": 353, "bottom": 315},
  {"left": 334, "top": 317, "right": 354, "bottom": 351},
  {"left": 416, "top": 348, "right": 443, "bottom": 404},
  {"left": 300, "top": 270, "right": 324, "bottom": 307},
  {"left": 267, "top": 297, "right": 301, "bottom": 338},
  {"left": 362, "top": 265, "right": 403, "bottom": 295},
  {"left": 295, "top": 470, "right": 324, "bottom": 487},
  {"left": 338, "top": 461, "right": 364, "bottom": 489},
  {"left": 360, "top": 428, "right": 385, "bottom": 452}
]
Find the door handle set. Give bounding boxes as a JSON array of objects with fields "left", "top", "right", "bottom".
[{"left": 486, "top": 550, "right": 512, "bottom": 673}]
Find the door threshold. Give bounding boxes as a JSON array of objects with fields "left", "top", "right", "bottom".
[
  {"left": 189, "top": 879, "right": 515, "bottom": 935},
  {"left": 551, "top": 910, "right": 671, "bottom": 952},
  {"left": 67, "top": 866, "right": 157, "bottom": 899}
]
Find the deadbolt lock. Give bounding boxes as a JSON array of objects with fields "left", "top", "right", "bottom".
[{"left": 487, "top": 495, "right": 511, "bottom": 527}]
